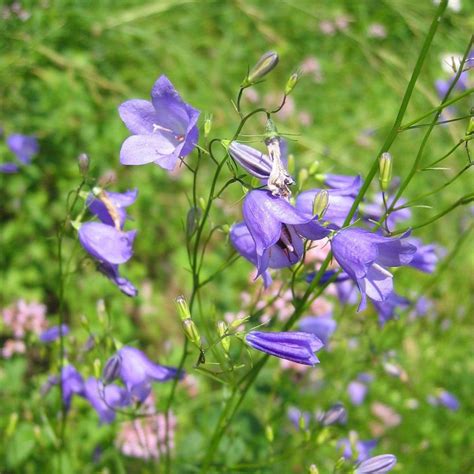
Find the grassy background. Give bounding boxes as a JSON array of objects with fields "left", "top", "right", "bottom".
[{"left": 1, "top": 1, "right": 473, "bottom": 472}]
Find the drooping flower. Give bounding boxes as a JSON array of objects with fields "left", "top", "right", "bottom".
[
  {"left": 78, "top": 222, "right": 136, "bottom": 265},
  {"left": 103, "top": 346, "right": 182, "bottom": 402},
  {"left": 60, "top": 365, "right": 85, "bottom": 410},
  {"left": 40, "top": 324, "right": 69, "bottom": 343},
  {"left": 407, "top": 238, "right": 441, "bottom": 273},
  {"left": 97, "top": 262, "right": 138, "bottom": 297},
  {"left": 242, "top": 190, "right": 330, "bottom": 277},
  {"left": 245, "top": 331, "right": 323, "bottom": 366},
  {"left": 7, "top": 134, "right": 39, "bottom": 164},
  {"left": 298, "top": 315, "right": 337, "bottom": 345},
  {"left": 355, "top": 454, "right": 397, "bottom": 474},
  {"left": 330, "top": 228, "right": 416, "bottom": 310},
  {"left": 83, "top": 377, "right": 130, "bottom": 424},
  {"left": 372, "top": 292, "right": 410, "bottom": 326},
  {"left": 296, "top": 178, "right": 361, "bottom": 226},
  {"left": 87, "top": 189, "right": 138, "bottom": 229},
  {"left": 119, "top": 75, "right": 199, "bottom": 170}
]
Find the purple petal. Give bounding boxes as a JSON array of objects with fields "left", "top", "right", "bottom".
[
  {"left": 97, "top": 263, "right": 138, "bottom": 297},
  {"left": 40, "top": 324, "right": 69, "bottom": 343},
  {"left": 118, "top": 99, "right": 158, "bottom": 135},
  {"left": 0, "top": 162, "right": 20, "bottom": 173},
  {"left": 87, "top": 189, "right": 138, "bottom": 228},
  {"left": 120, "top": 134, "right": 179, "bottom": 167},
  {"left": 299, "top": 316, "right": 337, "bottom": 345},
  {"left": 6, "top": 134, "right": 38, "bottom": 164},
  {"left": 356, "top": 454, "right": 397, "bottom": 473}
]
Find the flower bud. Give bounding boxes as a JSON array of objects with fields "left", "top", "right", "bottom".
[
  {"left": 102, "top": 355, "right": 121, "bottom": 384},
  {"left": 204, "top": 114, "right": 213, "bottom": 138},
  {"left": 287, "top": 153, "right": 295, "bottom": 175},
  {"left": 229, "top": 315, "right": 249, "bottom": 329},
  {"left": 319, "top": 403, "right": 347, "bottom": 426},
  {"left": 182, "top": 319, "right": 201, "bottom": 347},
  {"left": 186, "top": 207, "right": 201, "bottom": 237},
  {"left": 467, "top": 116, "right": 474, "bottom": 136},
  {"left": 285, "top": 72, "right": 299, "bottom": 95},
  {"left": 93, "top": 358, "right": 101, "bottom": 379},
  {"left": 176, "top": 295, "right": 191, "bottom": 321},
  {"left": 379, "top": 152, "right": 392, "bottom": 192},
  {"left": 308, "top": 464, "right": 319, "bottom": 474},
  {"left": 242, "top": 51, "right": 279, "bottom": 87},
  {"left": 217, "top": 321, "right": 230, "bottom": 353},
  {"left": 6, "top": 413, "right": 19, "bottom": 438},
  {"left": 298, "top": 168, "right": 309, "bottom": 187},
  {"left": 355, "top": 454, "right": 397, "bottom": 474},
  {"left": 309, "top": 160, "right": 320, "bottom": 176},
  {"left": 265, "top": 425, "right": 274, "bottom": 443},
  {"left": 78, "top": 153, "right": 89, "bottom": 176},
  {"left": 312, "top": 190, "right": 329, "bottom": 219}
]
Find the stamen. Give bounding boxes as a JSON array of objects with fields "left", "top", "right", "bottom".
[{"left": 152, "top": 123, "right": 173, "bottom": 134}]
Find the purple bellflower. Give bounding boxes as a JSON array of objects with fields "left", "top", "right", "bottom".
[
  {"left": 323, "top": 174, "right": 362, "bottom": 194},
  {"left": 372, "top": 292, "right": 410, "bottom": 326},
  {"left": 355, "top": 454, "right": 397, "bottom": 474},
  {"left": 242, "top": 189, "right": 330, "bottom": 278},
  {"left": 330, "top": 228, "right": 416, "bottom": 311},
  {"left": 97, "top": 262, "right": 138, "bottom": 297},
  {"left": 432, "top": 390, "right": 460, "bottom": 411},
  {"left": 87, "top": 189, "right": 138, "bottom": 229},
  {"left": 78, "top": 222, "right": 136, "bottom": 265},
  {"left": 1, "top": 133, "right": 38, "bottom": 173},
  {"left": 287, "top": 406, "right": 311, "bottom": 430},
  {"left": 348, "top": 381, "right": 368, "bottom": 406},
  {"left": 299, "top": 315, "right": 337, "bottom": 345},
  {"left": 407, "top": 238, "right": 441, "bottom": 273},
  {"left": 119, "top": 75, "right": 199, "bottom": 170},
  {"left": 229, "top": 222, "right": 273, "bottom": 287},
  {"left": 296, "top": 180, "right": 361, "bottom": 227},
  {"left": 363, "top": 193, "right": 411, "bottom": 230},
  {"left": 40, "top": 324, "right": 69, "bottom": 343},
  {"left": 84, "top": 378, "right": 131, "bottom": 424},
  {"left": 59, "top": 365, "right": 85, "bottom": 410},
  {"left": 245, "top": 331, "right": 324, "bottom": 366},
  {"left": 339, "top": 438, "right": 377, "bottom": 463},
  {"left": 103, "top": 346, "right": 182, "bottom": 402}
]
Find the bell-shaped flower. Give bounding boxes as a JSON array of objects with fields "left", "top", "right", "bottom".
[
  {"left": 84, "top": 377, "right": 131, "bottom": 424},
  {"left": 7, "top": 134, "right": 39, "bottom": 164},
  {"left": 372, "top": 292, "right": 410, "bottom": 326},
  {"left": 363, "top": 193, "right": 411, "bottom": 230},
  {"left": 87, "top": 189, "right": 138, "bottom": 229},
  {"left": 298, "top": 315, "right": 337, "bottom": 346},
  {"left": 407, "top": 238, "right": 441, "bottom": 273},
  {"left": 245, "top": 331, "right": 324, "bottom": 366},
  {"left": 242, "top": 190, "right": 330, "bottom": 277},
  {"left": 229, "top": 222, "right": 273, "bottom": 287},
  {"left": 104, "top": 346, "right": 182, "bottom": 402},
  {"left": 348, "top": 380, "right": 368, "bottom": 406},
  {"left": 296, "top": 178, "right": 361, "bottom": 227},
  {"left": 60, "top": 365, "right": 85, "bottom": 410},
  {"left": 78, "top": 222, "right": 136, "bottom": 265},
  {"left": 355, "top": 454, "right": 397, "bottom": 474},
  {"left": 331, "top": 228, "right": 416, "bottom": 311},
  {"left": 98, "top": 262, "right": 138, "bottom": 297},
  {"left": 323, "top": 174, "right": 362, "bottom": 195},
  {"left": 119, "top": 75, "right": 200, "bottom": 170},
  {"left": 40, "top": 324, "right": 69, "bottom": 343}
]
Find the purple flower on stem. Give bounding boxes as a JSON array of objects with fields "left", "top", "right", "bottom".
[
  {"left": 84, "top": 378, "right": 131, "bottom": 424},
  {"left": 87, "top": 189, "right": 138, "bottom": 229},
  {"left": 323, "top": 174, "right": 362, "bottom": 195},
  {"left": 98, "top": 262, "right": 138, "bottom": 297},
  {"left": 229, "top": 222, "right": 273, "bottom": 287},
  {"left": 299, "top": 315, "right": 337, "bottom": 345},
  {"left": 407, "top": 238, "right": 441, "bottom": 273},
  {"left": 245, "top": 331, "right": 323, "bottom": 366},
  {"left": 348, "top": 381, "right": 368, "bottom": 406},
  {"left": 363, "top": 193, "right": 411, "bottom": 230},
  {"left": 40, "top": 324, "right": 69, "bottom": 343},
  {"left": 287, "top": 406, "right": 311, "bottom": 430},
  {"left": 242, "top": 189, "right": 330, "bottom": 277},
  {"left": 119, "top": 75, "right": 200, "bottom": 170},
  {"left": 339, "top": 438, "right": 377, "bottom": 462},
  {"left": 372, "top": 292, "right": 410, "bottom": 326},
  {"left": 7, "top": 134, "right": 38, "bottom": 164},
  {"left": 78, "top": 222, "right": 136, "bottom": 265},
  {"left": 60, "top": 365, "right": 85, "bottom": 410},
  {"left": 104, "top": 346, "right": 182, "bottom": 402},
  {"left": 331, "top": 228, "right": 416, "bottom": 310},
  {"left": 355, "top": 454, "right": 397, "bottom": 473}
]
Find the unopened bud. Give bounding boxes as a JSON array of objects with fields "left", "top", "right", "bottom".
[
  {"left": 229, "top": 315, "right": 249, "bottom": 329},
  {"left": 78, "top": 153, "right": 89, "bottom": 176},
  {"left": 309, "top": 161, "right": 320, "bottom": 176},
  {"left": 379, "top": 152, "right": 392, "bottom": 192},
  {"left": 312, "top": 190, "right": 329, "bottom": 219},
  {"left": 204, "top": 114, "right": 213, "bottom": 138},
  {"left": 299, "top": 415, "right": 307, "bottom": 430},
  {"left": 93, "top": 358, "right": 101, "bottom": 379},
  {"left": 319, "top": 402, "right": 347, "bottom": 426},
  {"left": 298, "top": 168, "right": 309, "bottom": 187},
  {"left": 186, "top": 207, "right": 201, "bottom": 237},
  {"left": 176, "top": 295, "right": 191, "bottom": 321},
  {"left": 217, "top": 321, "right": 230, "bottom": 353},
  {"left": 308, "top": 464, "right": 319, "bottom": 474},
  {"left": 6, "top": 413, "right": 19, "bottom": 438},
  {"left": 102, "top": 355, "right": 121, "bottom": 384},
  {"left": 182, "top": 319, "right": 201, "bottom": 347},
  {"left": 287, "top": 153, "right": 295, "bottom": 175},
  {"left": 199, "top": 197, "right": 206, "bottom": 211},
  {"left": 285, "top": 72, "right": 299, "bottom": 95},
  {"left": 242, "top": 51, "right": 279, "bottom": 87},
  {"left": 265, "top": 425, "right": 274, "bottom": 443},
  {"left": 467, "top": 116, "right": 474, "bottom": 135}
]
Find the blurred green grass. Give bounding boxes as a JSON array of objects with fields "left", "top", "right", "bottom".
[{"left": 1, "top": 1, "right": 473, "bottom": 472}]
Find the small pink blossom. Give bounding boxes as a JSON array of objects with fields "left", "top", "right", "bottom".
[
  {"left": 1, "top": 339, "right": 26, "bottom": 358},
  {"left": 2, "top": 299, "right": 47, "bottom": 338}
]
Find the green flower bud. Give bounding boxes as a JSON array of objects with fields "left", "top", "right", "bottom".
[
  {"left": 204, "top": 114, "right": 213, "bottom": 138},
  {"left": 265, "top": 425, "right": 274, "bottom": 443},
  {"left": 186, "top": 207, "right": 201, "bottom": 237},
  {"left": 309, "top": 161, "right": 320, "bottom": 176},
  {"left": 242, "top": 51, "right": 279, "bottom": 87},
  {"left": 285, "top": 72, "right": 299, "bottom": 95},
  {"left": 287, "top": 153, "right": 295, "bottom": 175},
  {"left": 379, "top": 152, "right": 393, "bottom": 192},
  {"left": 229, "top": 315, "right": 249, "bottom": 329},
  {"left": 308, "top": 464, "right": 319, "bottom": 474},
  {"left": 93, "top": 358, "right": 101, "bottom": 379},
  {"left": 176, "top": 295, "right": 191, "bottom": 321},
  {"left": 5, "top": 413, "right": 18, "bottom": 438},
  {"left": 467, "top": 116, "right": 474, "bottom": 135},
  {"left": 298, "top": 168, "right": 309, "bottom": 187},
  {"left": 183, "top": 318, "right": 201, "bottom": 347},
  {"left": 217, "top": 321, "right": 230, "bottom": 353},
  {"left": 312, "top": 190, "right": 329, "bottom": 219}
]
